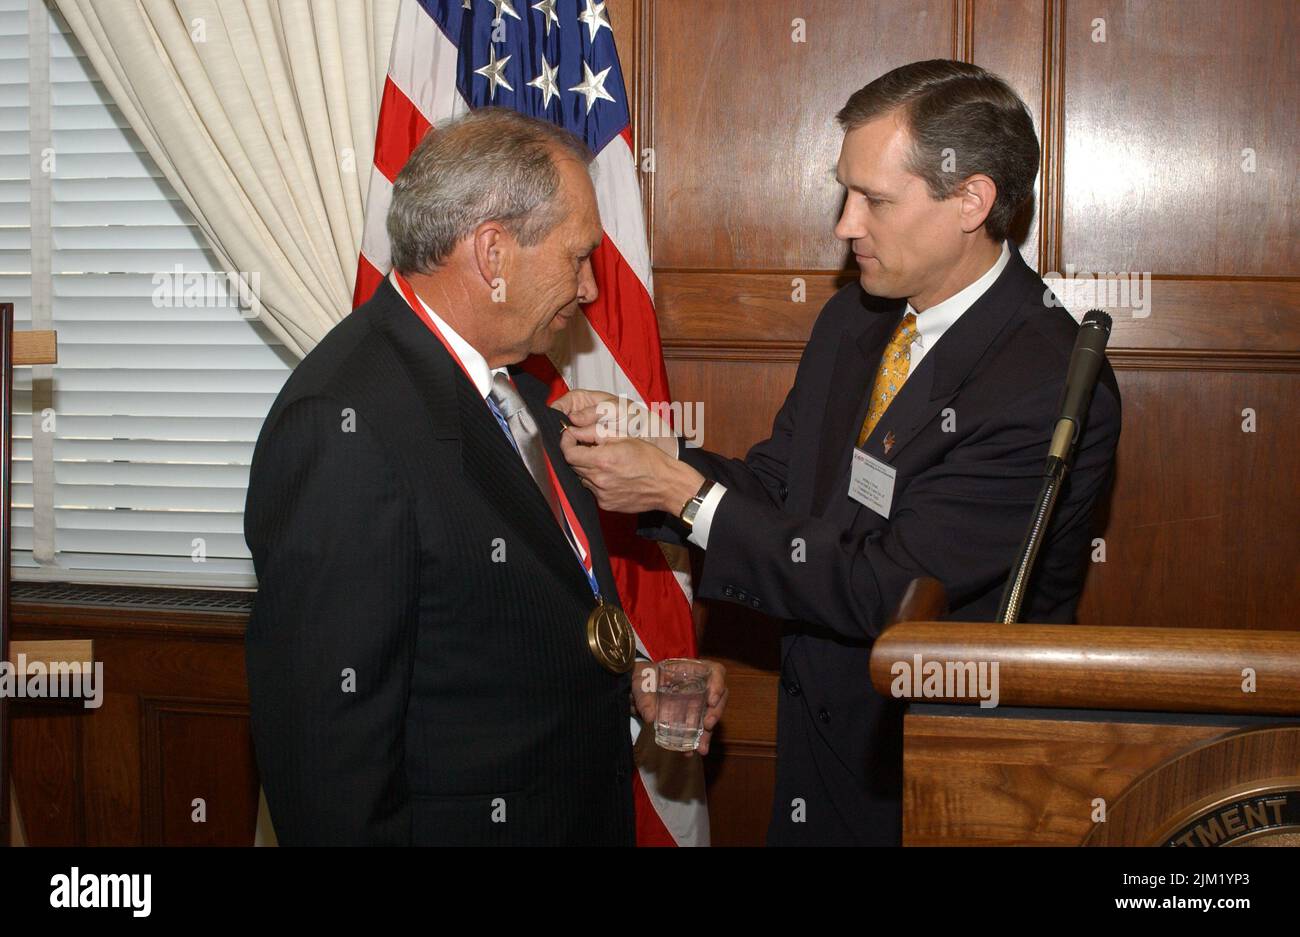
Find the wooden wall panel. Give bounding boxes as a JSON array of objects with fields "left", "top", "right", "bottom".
[
  {"left": 647, "top": 0, "right": 956, "bottom": 271},
  {"left": 1059, "top": 0, "right": 1298, "bottom": 277},
  {"left": 143, "top": 700, "right": 258, "bottom": 846},
  {"left": 970, "top": 0, "right": 1045, "bottom": 270},
  {"left": 9, "top": 705, "right": 82, "bottom": 845},
  {"left": 1076, "top": 368, "right": 1298, "bottom": 628},
  {"left": 10, "top": 595, "right": 257, "bottom": 846},
  {"left": 664, "top": 358, "right": 798, "bottom": 458}
]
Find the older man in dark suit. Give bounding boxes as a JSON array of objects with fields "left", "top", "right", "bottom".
[
  {"left": 557, "top": 60, "right": 1121, "bottom": 846},
  {"left": 244, "top": 108, "right": 724, "bottom": 845}
]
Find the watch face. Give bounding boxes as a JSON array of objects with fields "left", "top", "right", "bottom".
[{"left": 680, "top": 480, "right": 712, "bottom": 529}]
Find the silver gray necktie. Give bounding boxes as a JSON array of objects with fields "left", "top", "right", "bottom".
[{"left": 489, "top": 373, "right": 567, "bottom": 533}]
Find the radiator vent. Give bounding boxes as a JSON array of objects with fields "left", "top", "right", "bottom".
[{"left": 10, "top": 581, "right": 255, "bottom": 614}]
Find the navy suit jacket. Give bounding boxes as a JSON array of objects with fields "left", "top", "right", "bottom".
[{"left": 645, "top": 243, "right": 1121, "bottom": 845}]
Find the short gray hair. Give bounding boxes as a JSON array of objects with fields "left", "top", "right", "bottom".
[{"left": 387, "top": 108, "right": 594, "bottom": 274}]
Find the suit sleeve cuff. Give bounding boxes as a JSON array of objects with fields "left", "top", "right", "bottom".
[{"left": 686, "top": 483, "right": 727, "bottom": 549}]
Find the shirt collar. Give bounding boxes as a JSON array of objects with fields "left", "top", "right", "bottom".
[
  {"left": 389, "top": 270, "right": 508, "bottom": 400},
  {"left": 909, "top": 240, "right": 1011, "bottom": 349}
]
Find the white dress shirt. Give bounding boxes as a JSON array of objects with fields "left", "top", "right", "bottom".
[
  {"left": 391, "top": 270, "right": 509, "bottom": 399},
  {"left": 683, "top": 241, "right": 1011, "bottom": 549}
]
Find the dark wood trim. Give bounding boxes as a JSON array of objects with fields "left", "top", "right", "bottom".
[
  {"left": 636, "top": 0, "right": 655, "bottom": 264},
  {"left": 663, "top": 341, "right": 806, "bottom": 362},
  {"left": 656, "top": 267, "right": 1300, "bottom": 282},
  {"left": 1, "top": 302, "right": 12, "bottom": 845},
  {"left": 954, "top": 0, "right": 975, "bottom": 62},
  {"left": 663, "top": 339, "right": 1300, "bottom": 371},
  {"left": 1106, "top": 349, "right": 1300, "bottom": 372},
  {"left": 1037, "top": 0, "right": 1066, "bottom": 275},
  {"left": 711, "top": 739, "right": 776, "bottom": 758}
]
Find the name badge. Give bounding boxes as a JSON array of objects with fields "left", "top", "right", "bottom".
[{"left": 848, "top": 447, "right": 896, "bottom": 518}]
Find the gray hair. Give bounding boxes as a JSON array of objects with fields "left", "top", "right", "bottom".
[{"left": 387, "top": 108, "right": 594, "bottom": 274}]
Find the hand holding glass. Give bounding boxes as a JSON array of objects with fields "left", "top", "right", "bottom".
[{"left": 654, "top": 658, "right": 711, "bottom": 752}]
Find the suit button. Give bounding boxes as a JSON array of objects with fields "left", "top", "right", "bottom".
[
  {"left": 723, "top": 586, "right": 734, "bottom": 597},
  {"left": 750, "top": 597, "right": 760, "bottom": 608},
  {"left": 785, "top": 681, "right": 801, "bottom": 697},
  {"left": 779, "top": 484, "right": 789, "bottom": 501},
  {"left": 818, "top": 708, "right": 831, "bottom": 724},
  {"left": 736, "top": 590, "right": 747, "bottom": 602}
]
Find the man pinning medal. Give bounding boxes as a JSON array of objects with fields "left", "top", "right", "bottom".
[
  {"left": 554, "top": 61, "right": 1121, "bottom": 846},
  {"left": 244, "top": 108, "right": 727, "bottom": 846}
]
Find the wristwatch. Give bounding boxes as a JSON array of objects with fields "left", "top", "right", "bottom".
[{"left": 678, "top": 479, "right": 716, "bottom": 531}]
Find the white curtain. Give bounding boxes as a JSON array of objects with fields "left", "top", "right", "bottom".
[
  {"left": 53, "top": 0, "right": 402, "bottom": 357},
  {"left": 49, "top": 0, "right": 406, "bottom": 845}
]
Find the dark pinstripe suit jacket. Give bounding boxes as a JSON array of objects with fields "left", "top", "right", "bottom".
[{"left": 244, "top": 278, "right": 635, "bottom": 845}]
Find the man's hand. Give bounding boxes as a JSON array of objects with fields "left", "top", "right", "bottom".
[
  {"left": 552, "top": 389, "right": 678, "bottom": 459},
  {"left": 560, "top": 425, "right": 703, "bottom": 515},
  {"left": 550, "top": 388, "right": 618, "bottom": 420},
  {"left": 630, "top": 659, "right": 729, "bottom": 756}
]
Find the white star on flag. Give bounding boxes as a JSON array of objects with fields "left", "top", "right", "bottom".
[
  {"left": 474, "top": 47, "right": 513, "bottom": 99},
  {"left": 578, "top": 0, "right": 611, "bottom": 42},
  {"left": 528, "top": 58, "right": 561, "bottom": 108},
  {"left": 489, "top": 0, "right": 521, "bottom": 21},
  {"left": 568, "top": 60, "right": 615, "bottom": 113},
  {"left": 531, "top": 0, "right": 560, "bottom": 37}
]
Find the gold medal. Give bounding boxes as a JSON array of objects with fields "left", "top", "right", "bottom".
[{"left": 587, "top": 597, "right": 635, "bottom": 674}]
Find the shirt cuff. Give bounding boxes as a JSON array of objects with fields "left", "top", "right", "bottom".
[{"left": 686, "top": 483, "right": 726, "bottom": 549}]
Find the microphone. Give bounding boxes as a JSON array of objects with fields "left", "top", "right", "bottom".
[
  {"left": 997, "top": 308, "right": 1112, "bottom": 624},
  {"left": 1046, "top": 309, "right": 1113, "bottom": 472}
]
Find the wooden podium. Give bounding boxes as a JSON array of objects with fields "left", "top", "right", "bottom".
[{"left": 872, "top": 579, "right": 1300, "bottom": 846}]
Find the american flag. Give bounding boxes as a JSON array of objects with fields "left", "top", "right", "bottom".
[{"left": 353, "top": 0, "right": 707, "bottom": 846}]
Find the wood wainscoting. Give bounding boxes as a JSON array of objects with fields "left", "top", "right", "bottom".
[{"left": 9, "top": 583, "right": 258, "bottom": 846}]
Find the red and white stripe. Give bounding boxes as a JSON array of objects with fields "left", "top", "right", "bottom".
[{"left": 353, "top": 0, "right": 707, "bottom": 847}]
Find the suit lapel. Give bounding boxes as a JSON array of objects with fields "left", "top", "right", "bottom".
[
  {"left": 810, "top": 294, "right": 902, "bottom": 517},
  {"left": 855, "top": 351, "right": 951, "bottom": 463},
  {"left": 815, "top": 244, "right": 1041, "bottom": 521}
]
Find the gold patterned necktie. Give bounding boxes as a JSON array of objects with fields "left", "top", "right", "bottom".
[{"left": 857, "top": 311, "right": 919, "bottom": 447}]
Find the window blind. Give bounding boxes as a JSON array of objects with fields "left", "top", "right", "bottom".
[{"left": 3, "top": 0, "right": 293, "bottom": 588}]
